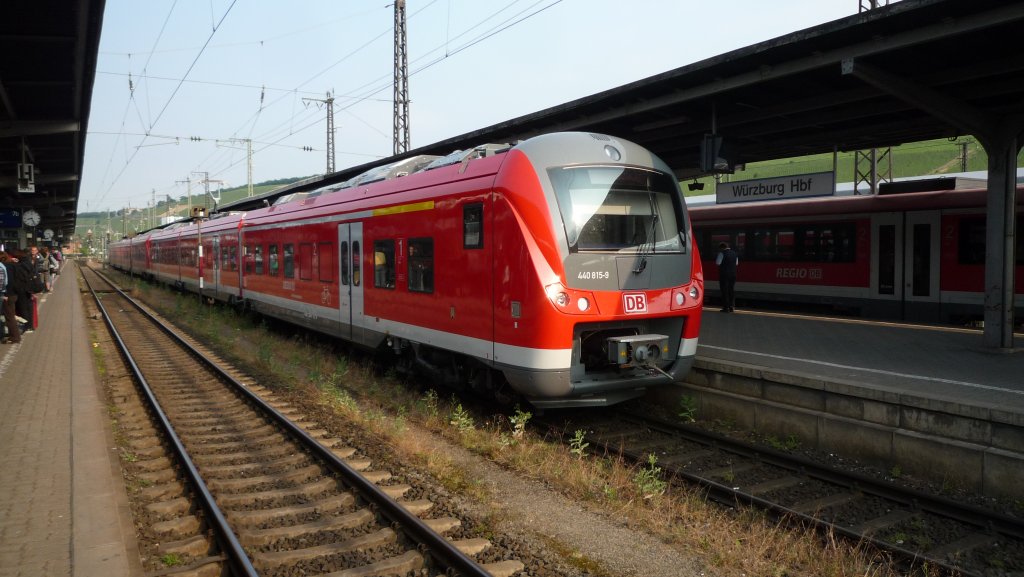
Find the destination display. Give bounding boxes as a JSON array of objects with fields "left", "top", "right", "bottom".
[{"left": 715, "top": 171, "right": 835, "bottom": 204}]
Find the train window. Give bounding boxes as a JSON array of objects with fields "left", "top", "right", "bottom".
[
  {"left": 464, "top": 204, "right": 483, "bottom": 249},
  {"left": 244, "top": 245, "right": 254, "bottom": 274},
  {"left": 958, "top": 218, "right": 986, "bottom": 265},
  {"left": 549, "top": 166, "right": 684, "bottom": 254},
  {"left": 751, "top": 228, "right": 795, "bottom": 261},
  {"left": 352, "top": 241, "right": 361, "bottom": 286},
  {"left": 374, "top": 240, "right": 395, "bottom": 289},
  {"left": 958, "top": 216, "right": 1024, "bottom": 265},
  {"left": 283, "top": 244, "right": 295, "bottom": 278},
  {"left": 299, "top": 243, "right": 313, "bottom": 281},
  {"left": 229, "top": 246, "right": 238, "bottom": 272},
  {"left": 878, "top": 225, "right": 896, "bottom": 295},
  {"left": 407, "top": 238, "right": 434, "bottom": 293},
  {"left": 340, "top": 241, "right": 349, "bottom": 285},
  {"left": 269, "top": 244, "right": 279, "bottom": 276},
  {"left": 318, "top": 242, "right": 334, "bottom": 283},
  {"left": 254, "top": 245, "right": 264, "bottom": 275},
  {"left": 699, "top": 230, "right": 744, "bottom": 260}
]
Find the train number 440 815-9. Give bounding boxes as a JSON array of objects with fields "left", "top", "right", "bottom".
[{"left": 578, "top": 270, "right": 610, "bottom": 280}]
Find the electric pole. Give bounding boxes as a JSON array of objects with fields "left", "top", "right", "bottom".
[
  {"left": 393, "top": 0, "right": 410, "bottom": 155},
  {"left": 303, "top": 92, "right": 336, "bottom": 174}
]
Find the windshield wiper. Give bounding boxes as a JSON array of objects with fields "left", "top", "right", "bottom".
[{"left": 632, "top": 193, "right": 659, "bottom": 274}]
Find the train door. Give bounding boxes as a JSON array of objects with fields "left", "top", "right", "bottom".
[
  {"left": 337, "top": 222, "right": 365, "bottom": 343},
  {"left": 871, "top": 211, "right": 940, "bottom": 319},
  {"left": 871, "top": 213, "right": 902, "bottom": 305},
  {"left": 211, "top": 235, "right": 221, "bottom": 299},
  {"left": 903, "top": 210, "right": 941, "bottom": 318}
]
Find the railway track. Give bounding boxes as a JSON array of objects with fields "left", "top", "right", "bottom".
[
  {"left": 82, "top": 263, "right": 523, "bottom": 577},
  {"left": 549, "top": 408, "right": 1024, "bottom": 576}
]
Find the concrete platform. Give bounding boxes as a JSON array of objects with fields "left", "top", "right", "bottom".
[
  {"left": 0, "top": 267, "right": 138, "bottom": 577},
  {"left": 651, "top": 307, "right": 1024, "bottom": 499}
]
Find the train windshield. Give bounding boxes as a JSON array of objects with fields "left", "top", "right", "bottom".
[{"left": 549, "top": 166, "right": 685, "bottom": 254}]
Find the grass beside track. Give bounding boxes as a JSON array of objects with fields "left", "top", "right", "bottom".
[{"left": 116, "top": 269, "right": 944, "bottom": 577}]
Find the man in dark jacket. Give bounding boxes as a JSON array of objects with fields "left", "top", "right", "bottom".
[
  {"left": 0, "top": 252, "right": 20, "bottom": 343},
  {"left": 8, "top": 249, "right": 34, "bottom": 332},
  {"left": 716, "top": 241, "right": 739, "bottom": 312}
]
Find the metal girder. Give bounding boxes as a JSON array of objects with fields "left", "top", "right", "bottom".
[
  {"left": 0, "top": 120, "right": 80, "bottom": 138},
  {"left": 841, "top": 58, "right": 997, "bottom": 145}
]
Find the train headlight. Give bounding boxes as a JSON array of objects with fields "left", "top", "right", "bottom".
[
  {"left": 689, "top": 286, "right": 700, "bottom": 300},
  {"left": 577, "top": 297, "right": 590, "bottom": 312},
  {"left": 675, "top": 292, "right": 685, "bottom": 306},
  {"left": 555, "top": 291, "right": 570, "bottom": 307}
]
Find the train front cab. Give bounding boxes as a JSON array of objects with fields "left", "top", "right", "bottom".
[{"left": 492, "top": 133, "right": 704, "bottom": 409}]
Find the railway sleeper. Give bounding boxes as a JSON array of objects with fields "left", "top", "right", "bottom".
[
  {"left": 185, "top": 428, "right": 283, "bottom": 452},
  {"left": 482, "top": 560, "right": 528, "bottom": 577},
  {"left": 789, "top": 491, "right": 861, "bottom": 515},
  {"left": 133, "top": 456, "right": 173, "bottom": 473},
  {"left": 137, "top": 467, "right": 178, "bottom": 485},
  {"left": 156, "top": 534, "right": 212, "bottom": 558},
  {"left": 239, "top": 508, "right": 376, "bottom": 547},
  {"left": 253, "top": 527, "right": 402, "bottom": 570},
  {"left": 178, "top": 422, "right": 277, "bottom": 440},
  {"left": 199, "top": 451, "right": 309, "bottom": 477},
  {"left": 216, "top": 476, "right": 338, "bottom": 508},
  {"left": 151, "top": 514, "right": 202, "bottom": 540},
  {"left": 205, "top": 463, "right": 322, "bottom": 492},
  {"left": 744, "top": 475, "right": 804, "bottom": 496},
  {"left": 139, "top": 479, "right": 187, "bottom": 501},
  {"left": 145, "top": 496, "right": 191, "bottom": 518},
  {"left": 226, "top": 492, "right": 355, "bottom": 528},
  {"left": 923, "top": 532, "right": 996, "bottom": 561},
  {"left": 192, "top": 442, "right": 299, "bottom": 466}
]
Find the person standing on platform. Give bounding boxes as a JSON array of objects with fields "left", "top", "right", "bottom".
[
  {"left": 716, "top": 241, "right": 739, "bottom": 312},
  {"left": 9, "top": 249, "right": 35, "bottom": 332},
  {"left": 0, "top": 252, "right": 21, "bottom": 343}
]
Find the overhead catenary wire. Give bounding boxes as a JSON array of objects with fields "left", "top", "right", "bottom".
[{"left": 93, "top": 0, "right": 563, "bottom": 212}]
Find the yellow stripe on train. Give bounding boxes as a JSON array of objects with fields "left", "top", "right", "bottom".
[{"left": 372, "top": 200, "right": 435, "bottom": 217}]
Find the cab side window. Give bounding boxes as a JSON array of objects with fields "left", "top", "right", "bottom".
[{"left": 464, "top": 203, "right": 483, "bottom": 249}]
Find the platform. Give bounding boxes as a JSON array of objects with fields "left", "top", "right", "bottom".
[
  {"left": 698, "top": 308, "right": 1024, "bottom": 413},
  {"left": 0, "top": 268, "right": 137, "bottom": 577},
  {"left": 665, "top": 306, "right": 1024, "bottom": 498}
]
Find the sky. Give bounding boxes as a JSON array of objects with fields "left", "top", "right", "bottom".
[{"left": 80, "top": 0, "right": 859, "bottom": 214}]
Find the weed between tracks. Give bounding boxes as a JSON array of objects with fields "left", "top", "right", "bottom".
[{"left": 124, "top": 274, "right": 938, "bottom": 577}]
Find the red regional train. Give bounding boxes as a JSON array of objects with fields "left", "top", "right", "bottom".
[
  {"left": 690, "top": 180, "right": 1024, "bottom": 324},
  {"left": 109, "top": 132, "right": 704, "bottom": 409}
]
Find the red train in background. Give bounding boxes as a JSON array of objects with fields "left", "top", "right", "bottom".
[
  {"left": 690, "top": 180, "right": 1024, "bottom": 324},
  {"left": 109, "top": 132, "right": 705, "bottom": 409}
]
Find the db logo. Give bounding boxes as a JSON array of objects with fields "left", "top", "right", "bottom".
[{"left": 623, "top": 293, "right": 647, "bottom": 314}]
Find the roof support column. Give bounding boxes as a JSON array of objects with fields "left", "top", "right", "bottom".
[
  {"left": 842, "top": 57, "right": 1021, "bottom": 348},
  {"left": 984, "top": 135, "right": 1021, "bottom": 348}
]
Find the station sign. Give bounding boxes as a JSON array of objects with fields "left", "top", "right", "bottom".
[
  {"left": 0, "top": 209, "right": 21, "bottom": 229},
  {"left": 716, "top": 171, "right": 834, "bottom": 204}
]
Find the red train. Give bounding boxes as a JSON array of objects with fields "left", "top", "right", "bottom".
[
  {"left": 109, "top": 132, "right": 705, "bottom": 408},
  {"left": 690, "top": 181, "right": 1024, "bottom": 324}
]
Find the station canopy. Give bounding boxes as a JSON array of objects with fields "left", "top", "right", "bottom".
[{"left": 0, "top": 0, "right": 104, "bottom": 240}]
